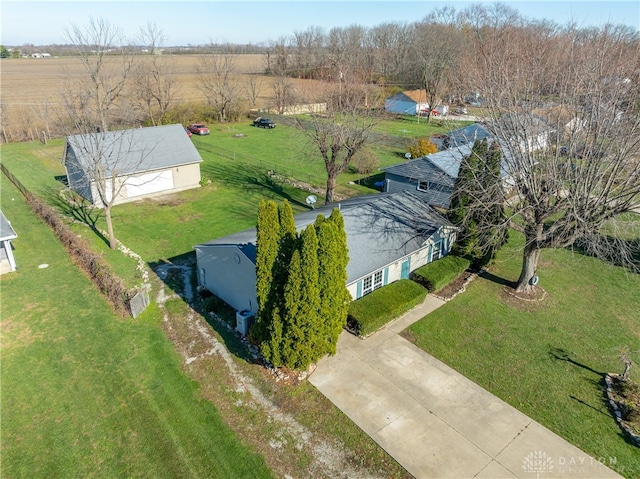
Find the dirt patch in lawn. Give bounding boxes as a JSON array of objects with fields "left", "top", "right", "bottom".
[{"left": 499, "top": 285, "right": 548, "bottom": 312}]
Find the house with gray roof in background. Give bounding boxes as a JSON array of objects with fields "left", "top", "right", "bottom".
[
  {"left": 63, "top": 124, "right": 202, "bottom": 207},
  {"left": 383, "top": 113, "right": 553, "bottom": 209},
  {"left": 0, "top": 210, "right": 18, "bottom": 275},
  {"left": 194, "top": 191, "right": 457, "bottom": 315},
  {"left": 382, "top": 145, "right": 474, "bottom": 209}
]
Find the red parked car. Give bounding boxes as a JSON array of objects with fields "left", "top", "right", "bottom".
[{"left": 187, "top": 123, "right": 210, "bottom": 135}]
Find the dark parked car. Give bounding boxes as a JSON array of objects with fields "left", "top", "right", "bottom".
[
  {"left": 253, "top": 117, "right": 276, "bottom": 128},
  {"left": 187, "top": 123, "right": 210, "bottom": 135}
]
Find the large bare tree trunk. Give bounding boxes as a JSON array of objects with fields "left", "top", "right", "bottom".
[
  {"left": 325, "top": 175, "right": 337, "bottom": 205},
  {"left": 104, "top": 206, "right": 117, "bottom": 250},
  {"left": 515, "top": 241, "right": 540, "bottom": 293}
]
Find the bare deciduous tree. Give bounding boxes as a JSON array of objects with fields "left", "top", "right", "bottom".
[
  {"left": 295, "top": 84, "right": 379, "bottom": 204},
  {"left": 63, "top": 17, "right": 135, "bottom": 132},
  {"left": 244, "top": 73, "right": 264, "bottom": 109},
  {"left": 462, "top": 21, "right": 640, "bottom": 293},
  {"left": 134, "top": 22, "right": 179, "bottom": 126},
  {"left": 409, "top": 11, "right": 462, "bottom": 121},
  {"left": 271, "top": 76, "right": 296, "bottom": 114},
  {"left": 198, "top": 50, "right": 240, "bottom": 121},
  {"left": 60, "top": 18, "right": 148, "bottom": 250}
]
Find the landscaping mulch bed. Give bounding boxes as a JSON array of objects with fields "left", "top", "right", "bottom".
[
  {"left": 604, "top": 374, "right": 640, "bottom": 447},
  {"left": 433, "top": 270, "right": 475, "bottom": 300}
]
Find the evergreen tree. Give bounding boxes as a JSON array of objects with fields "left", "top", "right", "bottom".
[
  {"left": 254, "top": 201, "right": 350, "bottom": 370},
  {"left": 316, "top": 209, "right": 350, "bottom": 356},
  {"left": 449, "top": 139, "right": 506, "bottom": 266},
  {"left": 252, "top": 200, "right": 280, "bottom": 345},
  {"left": 280, "top": 226, "right": 320, "bottom": 369}
]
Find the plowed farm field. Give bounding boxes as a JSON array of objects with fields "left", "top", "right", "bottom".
[{"left": 0, "top": 54, "right": 281, "bottom": 141}]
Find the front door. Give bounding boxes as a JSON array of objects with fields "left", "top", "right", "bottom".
[{"left": 401, "top": 258, "right": 410, "bottom": 279}]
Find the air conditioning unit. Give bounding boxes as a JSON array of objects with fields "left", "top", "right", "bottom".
[{"left": 235, "top": 310, "right": 255, "bottom": 336}]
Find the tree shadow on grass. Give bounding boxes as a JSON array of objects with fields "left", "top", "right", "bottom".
[
  {"left": 44, "top": 187, "right": 110, "bottom": 247},
  {"left": 477, "top": 269, "right": 513, "bottom": 287},
  {"left": 548, "top": 346, "right": 604, "bottom": 376},
  {"left": 570, "top": 234, "right": 640, "bottom": 272},
  {"left": 200, "top": 151, "right": 309, "bottom": 209},
  {"left": 149, "top": 252, "right": 255, "bottom": 364}
]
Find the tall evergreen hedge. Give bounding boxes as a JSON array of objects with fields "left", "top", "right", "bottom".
[{"left": 253, "top": 204, "right": 350, "bottom": 370}]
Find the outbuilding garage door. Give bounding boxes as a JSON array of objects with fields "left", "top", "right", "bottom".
[{"left": 125, "top": 170, "right": 174, "bottom": 198}]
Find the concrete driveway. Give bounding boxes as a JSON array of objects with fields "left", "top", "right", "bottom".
[{"left": 309, "top": 296, "right": 622, "bottom": 479}]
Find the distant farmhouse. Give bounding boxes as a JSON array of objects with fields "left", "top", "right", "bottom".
[
  {"left": 385, "top": 90, "right": 430, "bottom": 116},
  {"left": 0, "top": 210, "right": 18, "bottom": 275},
  {"left": 63, "top": 124, "right": 202, "bottom": 207},
  {"left": 194, "top": 191, "right": 457, "bottom": 315}
]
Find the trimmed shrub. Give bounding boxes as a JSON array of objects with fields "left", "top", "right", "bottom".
[
  {"left": 347, "top": 280, "right": 427, "bottom": 337},
  {"left": 411, "top": 255, "right": 471, "bottom": 293}
]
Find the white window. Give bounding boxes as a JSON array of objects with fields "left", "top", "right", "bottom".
[
  {"left": 432, "top": 240, "right": 443, "bottom": 261},
  {"left": 417, "top": 180, "right": 429, "bottom": 192},
  {"left": 362, "top": 270, "right": 384, "bottom": 296}
]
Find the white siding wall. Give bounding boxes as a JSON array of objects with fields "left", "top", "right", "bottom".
[{"left": 347, "top": 226, "right": 457, "bottom": 300}]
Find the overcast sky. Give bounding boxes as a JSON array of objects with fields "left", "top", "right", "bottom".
[{"left": 1, "top": 0, "right": 638, "bottom": 46}]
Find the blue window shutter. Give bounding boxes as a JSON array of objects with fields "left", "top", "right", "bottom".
[
  {"left": 428, "top": 244, "right": 433, "bottom": 262},
  {"left": 356, "top": 280, "right": 362, "bottom": 299},
  {"left": 383, "top": 267, "right": 389, "bottom": 285}
]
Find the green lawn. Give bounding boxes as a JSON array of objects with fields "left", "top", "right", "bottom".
[
  {"left": 0, "top": 121, "right": 411, "bottom": 263},
  {"left": 0, "top": 175, "right": 274, "bottom": 479},
  {"left": 373, "top": 114, "right": 473, "bottom": 139},
  {"left": 406, "top": 232, "right": 640, "bottom": 478}
]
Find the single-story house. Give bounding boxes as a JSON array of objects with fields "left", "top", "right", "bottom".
[
  {"left": 385, "top": 90, "right": 430, "bottom": 116},
  {"left": 194, "top": 191, "right": 457, "bottom": 314},
  {"left": 383, "top": 113, "right": 554, "bottom": 208},
  {"left": 63, "top": 124, "right": 203, "bottom": 207},
  {"left": 382, "top": 145, "right": 474, "bottom": 209},
  {"left": 0, "top": 210, "right": 18, "bottom": 275}
]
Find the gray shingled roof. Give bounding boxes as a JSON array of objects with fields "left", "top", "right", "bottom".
[
  {"left": 382, "top": 145, "right": 473, "bottom": 183},
  {"left": 0, "top": 210, "right": 17, "bottom": 241},
  {"left": 197, "top": 191, "right": 453, "bottom": 284},
  {"left": 444, "top": 123, "right": 493, "bottom": 148},
  {"left": 65, "top": 124, "right": 202, "bottom": 178}
]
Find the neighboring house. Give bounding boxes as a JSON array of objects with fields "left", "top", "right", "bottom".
[
  {"left": 442, "top": 123, "right": 493, "bottom": 149},
  {"left": 194, "top": 191, "right": 457, "bottom": 314},
  {"left": 384, "top": 90, "right": 430, "bottom": 116},
  {"left": 382, "top": 145, "right": 473, "bottom": 209},
  {"left": 488, "top": 113, "right": 554, "bottom": 154},
  {"left": 0, "top": 210, "right": 18, "bottom": 275},
  {"left": 64, "top": 124, "right": 203, "bottom": 207},
  {"left": 384, "top": 113, "right": 553, "bottom": 208}
]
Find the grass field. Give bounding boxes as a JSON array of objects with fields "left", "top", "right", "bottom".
[
  {"left": 0, "top": 119, "right": 417, "bottom": 263},
  {"left": 405, "top": 232, "right": 640, "bottom": 479},
  {"left": 0, "top": 174, "right": 275, "bottom": 479},
  {"left": 0, "top": 129, "right": 412, "bottom": 478}
]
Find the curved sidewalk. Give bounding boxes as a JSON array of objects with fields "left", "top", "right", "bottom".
[{"left": 309, "top": 296, "right": 622, "bottom": 479}]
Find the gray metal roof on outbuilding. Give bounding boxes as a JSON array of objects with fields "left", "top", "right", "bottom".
[{"left": 65, "top": 124, "right": 203, "bottom": 179}]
